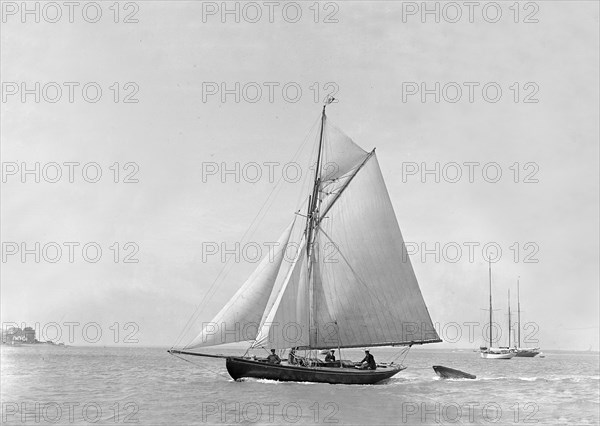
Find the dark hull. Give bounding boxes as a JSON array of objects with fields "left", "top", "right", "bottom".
[
  {"left": 515, "top": 350, "right": 539, "bottom": 358},
  {"left": 226, "top": 357, "right": 405, "bottom": 385},
  {"left": 433, "top": 365, "right": 476, "bottom": 379}
]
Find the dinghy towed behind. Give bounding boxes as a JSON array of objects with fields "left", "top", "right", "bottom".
[{"left": 433, "top": 366, "right": 476, "bottom": 379}]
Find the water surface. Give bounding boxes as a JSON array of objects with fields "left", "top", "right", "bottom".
[{"left": 1, "top": 346, "right": 598, "bottom": 425}]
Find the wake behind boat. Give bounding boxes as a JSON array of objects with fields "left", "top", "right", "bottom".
[{"left": 169, "top": 100, "right": 441, "bottom": 384}]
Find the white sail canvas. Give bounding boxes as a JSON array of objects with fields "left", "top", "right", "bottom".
[
  {"left": 185, "top": 116, "right": 440, "bottom": 352},
  {"left": 186, "top": 220, "right": 295, "bottom": 349}
]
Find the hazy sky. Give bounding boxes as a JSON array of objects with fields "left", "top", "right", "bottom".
[{"left": 1, "top": 1, "right": 598, "bottom": 350}]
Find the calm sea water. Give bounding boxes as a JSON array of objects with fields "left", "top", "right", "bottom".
[{"left": 1, "top": 345, "right": 598, "bottom": 425}]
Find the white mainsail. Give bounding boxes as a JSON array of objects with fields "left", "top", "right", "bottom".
[
  {"left": 185, "top": 115, "right": 440, "bottom": 351},
  {"left": 312, "top": 153, "right": 440, "bottom": 348},
  {"left": 185, "top": 220, "right": 295, "bottom": 349}
]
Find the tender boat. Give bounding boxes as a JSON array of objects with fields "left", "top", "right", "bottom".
[{"left": 433, "top": 365, "right": 476, "bottom": 379}]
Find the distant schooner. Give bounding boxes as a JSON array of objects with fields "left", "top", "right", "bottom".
[
  {"left": 479, "top": 260, "right": 515, "bottom": 359},
  {"left": 170, "top": 100, "right": 441, "bottom": 384},
  {"left": 513, "top": 278, "right": 540, "bottom": 357}
]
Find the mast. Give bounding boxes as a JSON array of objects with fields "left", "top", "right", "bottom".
[
  {"left": 517, "top": 277, "right": 521, "bottom": 348},
  {"left": 508, "top": 289, "right": 511, "bottom": 348},
  {"left": 488, "top": 258, "right": 493, "bottom": 349},
  {"left": 306, "top": 101, "right": 329, "bottom": 348},
  {"left": 306, "top": 104, "right": 327, "bottom": 255}
]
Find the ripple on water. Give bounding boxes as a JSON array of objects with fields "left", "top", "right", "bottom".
[{"left": 1, "top": 347, "right": 599, "bottom": 425}]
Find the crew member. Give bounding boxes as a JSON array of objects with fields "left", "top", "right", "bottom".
[
  {"left": 357, "top": 349, "right": 376, "bottom": 370},
  {"left": 325, "top": 349, "right": 336, "bottom": 362},
  {"left": 288, "top": 347, "right": 298, "bottom": 365},
  {"left": 267, "top": 349, "right": 281, "bottom": 364}
]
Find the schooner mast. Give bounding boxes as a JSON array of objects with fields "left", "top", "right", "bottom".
[
  {"left": 488, "top": 258, "right": 493, "bottom": 349},
  {"left": 480, "top": 260, "right": 515, "bottom": 358},
  {"left": 513, "top": 277, "right": 540, "bottom": 357},
  {"left": 517, "top": 277, "right": 521, "bottom": 348},
  {"left": 508, "top": 289, "right": 511, "bottom": 348}
]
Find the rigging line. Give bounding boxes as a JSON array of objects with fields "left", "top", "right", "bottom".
[
  {"left": 316, "top": 150, "right": 375, "bottom": 226},
  {"left": 172, "top": 114, "right": 323, "bottom": 350},
  {"left": 200, "top": 226, "right": 296, "bottom": 320},
  {"left": 250, "top": 236, "right": 307, "bottom": 349},
  {"left": 317, "top": 228, "right": 424, "bottom": 343},
  {"left": 173, "top": 224, "right": 293, "bottom": 350},
  {"left": 315, "top": 218, "right": 351, "bottom": 349},
  {"left": 169, "top": 352, "right": 231, "bottom": 380},
  {"left": 320, "top": 172, "right": 353, "bottom": 197},
  {"left": 190, "top": 120, "right": 318, "bottom": 326},
  {"left": 389, "top": 345, "right": 411, "bottom": 365},
  {"left": 318, "top": 228, "right": 394, "bottom": 312},
  {"left": 294, "top": 120, "right": 321, "bottom": 212}
]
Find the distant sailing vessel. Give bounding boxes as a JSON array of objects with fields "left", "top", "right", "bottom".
[
  {"left": 169, "top": 100, "right": 441, "bottom": 384},
  {"left": 498, "top": 289, "right": 516, "bottom": 353},
  {"left": 480, "top": 260, "right": 515, "bottom": 359},
  {"left": 513, "top": 278, "right": 540, "bottom": 357}
]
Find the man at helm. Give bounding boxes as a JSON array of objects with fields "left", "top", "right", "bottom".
[{"left": 267, "top": 349, "right": 281, "bottom": 364}]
